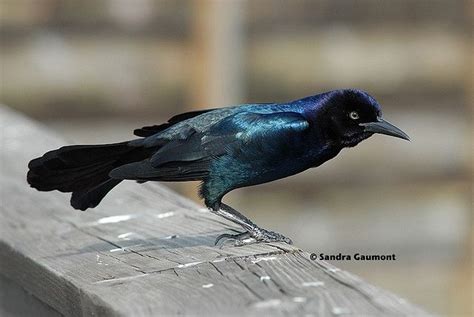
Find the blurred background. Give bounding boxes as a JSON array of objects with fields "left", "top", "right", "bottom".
[{"left": 0, "top": 0, "right": 472, "bottom": 315}]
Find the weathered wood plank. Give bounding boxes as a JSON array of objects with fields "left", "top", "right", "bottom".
[{"left": 0, "top": 105, "right": 430, "bottom": 316}]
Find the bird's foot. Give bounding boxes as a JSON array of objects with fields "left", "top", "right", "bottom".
[{"left": 215, "top": 228, "right": 292, "bottom": 246}]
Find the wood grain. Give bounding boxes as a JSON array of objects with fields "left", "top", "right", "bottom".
[{"left": 0, "top": 106, "right": 430, "bottom": 316}]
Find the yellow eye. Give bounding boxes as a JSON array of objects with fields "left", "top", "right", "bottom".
[{"left": 349, "top": 111, "right": 359, "bottom": 120}]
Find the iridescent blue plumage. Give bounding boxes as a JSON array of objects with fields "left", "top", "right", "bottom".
[
  {"left": 28, "top": 88, "right": 408, "bottom": 245},
  {"left": 125, "top": 89, "right": 382, "bottom": 207}
]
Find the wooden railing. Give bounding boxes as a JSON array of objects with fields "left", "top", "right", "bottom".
[{"left": 0, "top": 106, "right": 430, "bottom": 316}]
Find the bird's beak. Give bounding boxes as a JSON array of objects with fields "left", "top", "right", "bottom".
[{"left": 360, "top": 118, "right": 410, "bottom": 141}]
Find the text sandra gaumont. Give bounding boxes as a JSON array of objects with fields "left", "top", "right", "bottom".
[{"left": 312, "top": 253, "right": 396, "bottom": 261}]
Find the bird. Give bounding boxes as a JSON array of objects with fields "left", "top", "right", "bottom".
[{"left": 27, "top": 89, "right": 410, "bottom": 246}]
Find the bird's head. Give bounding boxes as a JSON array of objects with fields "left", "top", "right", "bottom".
[{"left": 319, "top": 89, "right": 410, "bottom": 147}]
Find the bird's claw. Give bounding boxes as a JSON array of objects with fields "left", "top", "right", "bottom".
[
  {"left": 256, "top": 228, "right": 293, "bottom": 245},
  {"left": 215, "top": 228, "right": 293, "bottom": 246},
  {"left": 215, "top": 231, "right": 253, "bottom": 246}
]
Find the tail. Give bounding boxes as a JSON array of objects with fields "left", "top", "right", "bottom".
[{"left": 27, "top": 142, "right": 148, "bottom": 211}]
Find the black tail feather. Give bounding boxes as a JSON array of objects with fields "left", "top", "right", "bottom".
[
  {"left": 71, "top": 178, "right": 122, "bottom": 210},
  {"left": 109, "top": 159, "right": 209, "bottom": 182},
  {"left": 27, "top": 142, "right": 144, "bottom": 210}
]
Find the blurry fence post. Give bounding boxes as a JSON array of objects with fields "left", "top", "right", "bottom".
[{"left": 190, "top": 0, "right": 244, "bottom": 108}]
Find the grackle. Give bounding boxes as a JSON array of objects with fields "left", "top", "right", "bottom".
[{"left": 27, "top": 89, "right": 409, "bottom": 246}]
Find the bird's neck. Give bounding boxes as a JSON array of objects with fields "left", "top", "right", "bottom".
[{"left": 307, "top": 142, "right": 342, "bottom": 168}]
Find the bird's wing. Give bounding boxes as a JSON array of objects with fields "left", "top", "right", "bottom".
[
  {"left": 149, "top": 111, "right": 309, "bottom": 167},
  {"left": 134, "top": 104, "right": 277, "bottom": 147},
  {"left": 210, "top": 111, "right": 309, "bottom": 141},
  {"left": 111, "top": 111, "right": 308, "bottom": 181}
]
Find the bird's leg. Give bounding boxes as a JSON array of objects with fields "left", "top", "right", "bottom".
[{"left": 211, "top": 203, "right": 293, "bottom": 246}]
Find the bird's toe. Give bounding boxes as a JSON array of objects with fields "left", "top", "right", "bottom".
[
  {"left": 256, "top": 229, "right": 293, "bottom": 244},
  {"left": 214, "top": 231, "right": 252, "bottom": 246},
  {"left": 215, "top": 228, "right": 293, "bottom": 247}
]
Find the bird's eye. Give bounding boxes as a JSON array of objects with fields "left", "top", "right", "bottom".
[{"left": 349, "top": 111, "right": 359, "bottom": 120}]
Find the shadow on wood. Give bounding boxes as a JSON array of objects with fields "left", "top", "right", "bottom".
[{"left": 0, "top": 106, "right": 430, "bottom": 316}]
